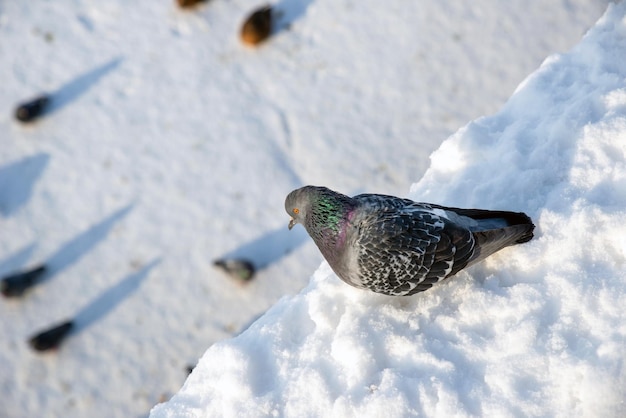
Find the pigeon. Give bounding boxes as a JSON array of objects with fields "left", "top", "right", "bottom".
[
  {"left": 213, "top": 258, "right": 256, "bottom": 282},
  {"left": 285, "top": 186, "right": 534, "bottom": 296}
]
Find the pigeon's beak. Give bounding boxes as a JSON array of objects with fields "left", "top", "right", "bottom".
[{"left": 288, "top": 217, "right": 296, "bottom": 230}]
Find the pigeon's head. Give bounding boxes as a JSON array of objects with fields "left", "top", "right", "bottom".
[
  {"left": 285, "top": 186, "right": 315, "bottom": 230},
  {"left": 285, "top": 186, "right": 354, "bottom": 231}
]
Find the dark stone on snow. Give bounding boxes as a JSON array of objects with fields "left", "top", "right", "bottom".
[
  {"left": 1, "top": 265, "right": 47, "bottom": 297},
  {"left": 28, "top": 320, "right": 74, "bottom": 352},
  {"left": 15, "top": 95, "right": 50, "bottom": 123}
]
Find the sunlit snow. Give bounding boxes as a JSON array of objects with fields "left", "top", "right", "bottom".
[
  {"left": 153, "top": 4, "right": 626, "bottom": 417},
  {"left": 0, "top": 1, "right": 618, "bottom": 417}
]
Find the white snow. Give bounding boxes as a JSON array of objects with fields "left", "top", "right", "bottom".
[
  {"left": 151, "top": 3, "right": 626, "bottom": 418},
  {"left": 0, "top": 0, "right": 618, "bottom": 417}
]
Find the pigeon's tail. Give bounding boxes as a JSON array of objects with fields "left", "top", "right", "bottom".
[
  {"left": 435, "top": 206, "right": 535, "bottom": 266},
  {"left": 469, "top": 209, "right": 534, "bottom": 266}
]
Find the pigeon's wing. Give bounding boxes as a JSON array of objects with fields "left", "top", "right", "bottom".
[{"left": 354, "top": 206, "right": 475, "bottom": 296}]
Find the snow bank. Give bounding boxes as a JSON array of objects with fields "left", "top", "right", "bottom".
[{"left": 151, "top": 4, "right": 626, "bottom": 417}]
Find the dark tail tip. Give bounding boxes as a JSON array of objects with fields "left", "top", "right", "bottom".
[
  {"left": 513, "top": 213, "right": 535, "bottom": 244},
  {"left": 515, "top": 229, "right": 534, "bottom": 244}
]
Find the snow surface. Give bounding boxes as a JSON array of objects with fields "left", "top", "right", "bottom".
[
  {"left": 152, "top": 3, "right": 626, "bottom": 418},
  {"left": 0, "top": 0, "right": 614, "bottom": 417}
]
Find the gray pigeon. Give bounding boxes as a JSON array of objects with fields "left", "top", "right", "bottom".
[{"left": 285, "top": 186, "right": 534, "bottom": 296}]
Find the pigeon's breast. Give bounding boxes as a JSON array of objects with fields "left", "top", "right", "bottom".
[{"left": 331, "top": 210, "right": 369, "bottom": 288}]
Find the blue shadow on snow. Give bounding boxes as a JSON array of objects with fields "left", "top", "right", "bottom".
[
  {"left": 274, "top": 0, "right": 315, "bottom": 33},
  {"left": 0, "top": 243, "right": 37, "bottom": 276},
  {"left": 45, "top": 204, "right": 133, "bottom": 277},
  {"left": 0, "top": 153, "right": 50, "bottom": 216},
  {"left": 47, "top": 57, "right": 123, "bottom": 115},
  {"left": 73, "top": 259, "right": 161, "bottom": 332},
  {"left": 217, "top": 223, "right": 309, "bottom": 270},
  {"left": 27, "top": 260, "right": 159, "bottom": 351}
]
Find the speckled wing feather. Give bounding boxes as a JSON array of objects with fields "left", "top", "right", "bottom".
[{"left": 353, "top": 204, "right": 475, "bottom": 296}]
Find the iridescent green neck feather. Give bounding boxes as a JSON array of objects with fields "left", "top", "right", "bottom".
[{"left": 304, "top": 188, "right": 356, "bottom": 259}]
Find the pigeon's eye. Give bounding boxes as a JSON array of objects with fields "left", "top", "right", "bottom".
[{"left": 293, "top": 208, "right": 300, "bottom": 214}]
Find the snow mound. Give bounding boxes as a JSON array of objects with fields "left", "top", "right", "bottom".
[{"left": 151, "top": 4, "right": 626, "bottom": 417}]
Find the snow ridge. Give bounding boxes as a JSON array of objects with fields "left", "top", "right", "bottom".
[{"left": 152, "top": 4, "right": 626, "bottom": 418}]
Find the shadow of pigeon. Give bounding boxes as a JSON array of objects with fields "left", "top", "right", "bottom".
[
  {"left": 14, "top": 57, "right": 123, "bottom": 123},
  {"left": 48, "top": 57, "right": 123, "bottom": 114},
  {"left": 73, "top": 259, "right": 160, "bottom": 332},
  {"left": 28, "top": 260, "right": 160, "bottom": 352},
  {"left": 46, "top": 204, "right": 133, "bottom": 277},
  {"left": 0, "top": 154, "right": 50, "bottom": 216},
  {"left": 0, "top": 243, "right": 37, "bottom": 275},
  {"left": 214, "top": 224, "right": 309, "bottom": 281},
  {"left": 274, "top": 0, "right": 315, "bottom": 33},
  {"left": 0, "top": 205, "right": 133, "bottom": 297}
]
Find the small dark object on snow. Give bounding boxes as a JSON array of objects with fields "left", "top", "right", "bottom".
[
  {"left": 1, "top": 265, "right": 47, "bottom": 297},
  {"left": 213, "top": 258, "right": 256, "bottom": 282},
  {"left": 177, "top": 0, "right": 207, "bottom": 8},
  {"left": 15, "top": 95, "right": 50, "bottom": 122},
  {"left": 241, "top": 5, "right": 273, "bottom": 46},
  {"left": 28, "top": 320, "right": 74, "bottom": 352}
]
